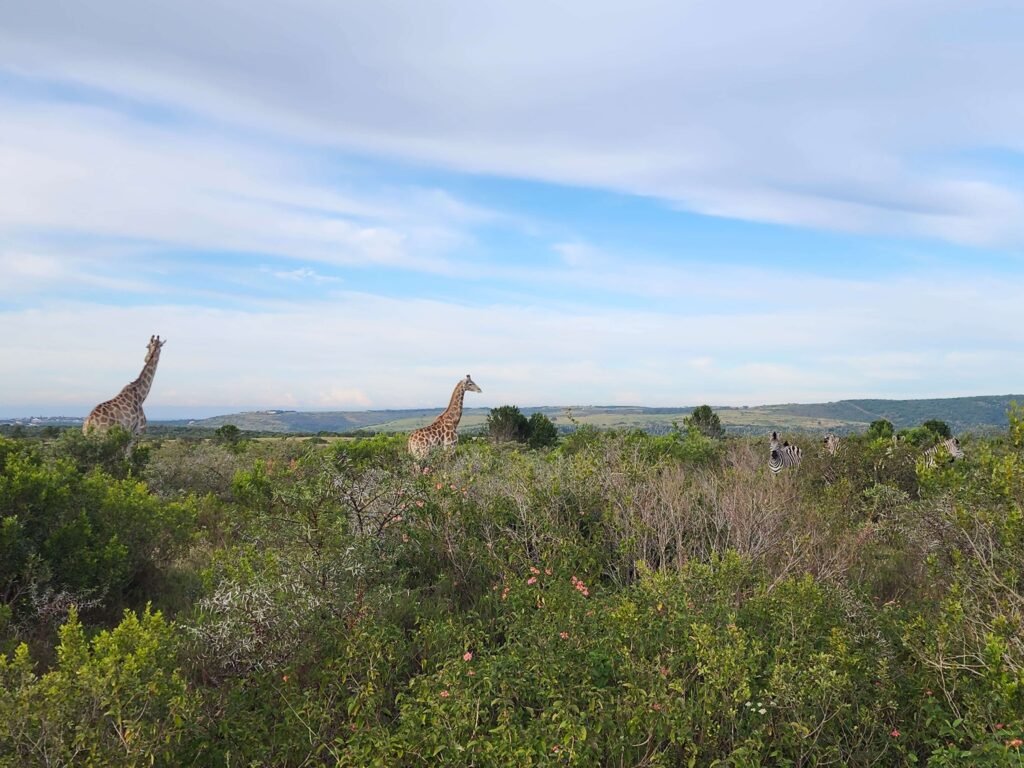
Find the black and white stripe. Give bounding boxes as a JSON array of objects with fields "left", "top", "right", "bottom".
[
  {"left": 769, "top": 431, "right": 802, "bottom": 474},
  {"left": 923, "top": 437, "right": 964, "bottom": 467},
  {"left": 822, "top": 432, "right": 840, "bottom": 456}
]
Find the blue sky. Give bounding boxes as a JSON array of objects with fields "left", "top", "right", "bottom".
[{"left": 1, "top": 0, "right": 1023, "bottom": 418}]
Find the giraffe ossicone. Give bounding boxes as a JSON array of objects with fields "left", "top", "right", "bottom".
[
  {"left": 408, "top": 374, "right": 482, "bottom": 460},
  {"left": 83, "top": 335, "right": 166, "bottom": 440}
]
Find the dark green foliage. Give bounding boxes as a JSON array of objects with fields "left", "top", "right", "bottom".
[
  {"left": 0, "top": 436, "right": 195, "bottom": 645},
  {"left": 922, "top": 418, "right": 953, "bottom": 438},
  {"left": 685, "top": 404, "right": 725, "bottom": 438},
  {"left": 487, "top": 405, "right": 530, "bottom": 443},
  {"left": 527, "top": 412, "right": 558, "bottom": 448},
  {"left": 867, "top": 418, "right": 895, "bottom": 440},
  {"left": 51, "top": 426, "right": 137, "bottom": 478},
  {"left": 213, "top": 423, "right": 243, "bottom": 451}
]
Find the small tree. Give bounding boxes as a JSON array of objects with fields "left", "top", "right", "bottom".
[
  {"left": 921, "top": 419, "right": 952, "bottom": 439},
  {"left": 214, "top": 424, "right": 244, "bottom": 452},
  {"left": 487, "top": 406, "right": 529, "bottom": 444},
  {"left": 684, "top": 405, "right": 725, "bottom": 439},
  {"left": 527, "top": 412, "right": 558, "bottom": 449},
  {"left": 867, "top": 419, "right": 894, "bottom": 441}
]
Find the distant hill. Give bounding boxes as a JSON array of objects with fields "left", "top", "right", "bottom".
[{"left": 147, "top": 395, "right": 1024, "bottom": 435}]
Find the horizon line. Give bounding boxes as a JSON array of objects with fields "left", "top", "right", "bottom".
[{"left": 3, "top": 392, "right": 1023, "bottom": 422}]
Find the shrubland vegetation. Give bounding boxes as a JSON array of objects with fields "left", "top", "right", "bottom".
[
  {"left": 1, "top": 409, "right": 1023, "bottom": 766},
  {"left": 487, "top": 405, "right": 559, "bottom": 448}
]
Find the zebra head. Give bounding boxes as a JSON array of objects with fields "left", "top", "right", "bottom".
[
  {"left": 769, "top": 431, "right": 781, "bottom": 461},
  {"left": 823, "top": 432, "right": 840, "bottom": 456}
]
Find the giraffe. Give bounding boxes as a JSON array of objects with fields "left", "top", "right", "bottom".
[
  {"left": 83, "top": 335, "right": 166, "bottom": 440},
  {"left": 407, "top": 374, "right": 482, "bottom": 460}
]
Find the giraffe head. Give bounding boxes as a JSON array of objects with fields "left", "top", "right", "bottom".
[
  {"left": 145, "top": 335, "right": 166, "bottom": 363},
  {"left": 463, "top": 374, "right": 482, "bottom": 394}
]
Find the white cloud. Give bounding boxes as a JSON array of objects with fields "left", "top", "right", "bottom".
[
  {"left": 0, "top": 99, "right": 487, "bottom": 274},
  {"left": 0, "top": 248, "right": 158, "bottom": 296},
  {"left": 262, "top": 267, "right": 340, "bottom": 284},
  {"left": 1, "top": 265, "right": 1022, "bottom": 415},
  {"left": 3, "top": 0, "right": 1023, "bottom": 244},
  {"left": 2, "top": 3, "right": 1023, "bottom": 414}
]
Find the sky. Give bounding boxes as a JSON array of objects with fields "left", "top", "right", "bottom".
[{"left": 2, "top": 0, "right": 1023, "bottom": 418}]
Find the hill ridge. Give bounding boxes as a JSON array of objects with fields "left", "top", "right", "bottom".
[{"left": 136, "top": 394, "right": 1023, "bottom": 435}]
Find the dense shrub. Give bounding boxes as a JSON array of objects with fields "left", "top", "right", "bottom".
[
  {"left": 0, "top": 606, "right": 195, "bottom": 767},
  {"left": 1, "top": 425, "right": 1023, "bottom": 765},
  {"left": 0, "top": 437, "right": 195, "bottom": 641}
]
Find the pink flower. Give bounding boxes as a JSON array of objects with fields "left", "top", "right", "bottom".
[
  {"left": 651, "top": 702, "right": 662, "bottom": 712},
  {"left": 463, "top": 651, "right": 473, "bottom": 662},
  {"left": 436, "top": 482, "right": 443, "bottom": 490},
  {"left": 1006, "top": 738, "right": 1023, "bottom": 749},
  {"left": 659, "top": 666, "right": 669, "bottom": 677},
  {"left": 995, "top": 723, "right": 1005, "bottom": 730},
  {"left": 440, "top": 690, "right": 450, "bottom": 698},
  {"left": 467, "top": 669, "right": 475, "bottom": 676},
  {"left": 890, "top": 729, "right": 900, "bottom": 739},
  {"left": 415, "top": 500, "right": 424, "bottom": 508},
  {"left": 450, "top": 483, "right": 457, "bottom": 491},
  {"left": 527, "top": 576, "right": 538, "bottom": 585},
  {"left": 544, "top": 568, "right": 552, "bottom": 576},
  {"left": 559, "top": 631, "right": 570, "bottom": 639},
  {"left": 530, "top": 566, "right": 540, "bottom": 575}
]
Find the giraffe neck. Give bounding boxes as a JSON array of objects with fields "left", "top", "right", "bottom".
[
  {"left": 126, "top": 351, "right": 161, "bottom": 403},
  {"left": 439, "top": 380, "right": 467, "bottom": 427}
]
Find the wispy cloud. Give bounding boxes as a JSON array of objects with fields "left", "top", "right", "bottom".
[
  {"left": 0, "top": 98, "right": 493, "bottom": 276},
  {"left": 261, "top": 267, "right": 340, "bottom": 284},
  {"left": 3, "top": 0, "right": 1023, "bottom": 244},
  {"left": 1, "top": 262, "right": 1022, "bottom": 416},
  {"left": 1, "top": 2, "right": 1022, "bottom": 414}
]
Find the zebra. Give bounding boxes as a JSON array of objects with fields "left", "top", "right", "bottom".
[
  {"left": 923, "top": 437, "right": 964, "bottom": 467},
  {"left": 769, "top": 431, "right": 802, "bottom": 474},
  {"left": 821, "top": 432, "right": 842, "bottom": 484}
]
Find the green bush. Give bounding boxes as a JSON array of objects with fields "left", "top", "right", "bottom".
[
  {"left": 1, "top": 423, "right": 1023, "bottom": 765},
  {"left": 0, "top": 437, "right": 195, "bottom": 639},
  {"left": 487, "top": 405, "right": 530, "bottom": 444},
  {"left": 0, "top": 606, "right": 196, "bottom": 767},
  {"left": 527, "top": 412, "right": 559, "bottom": 449}
]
